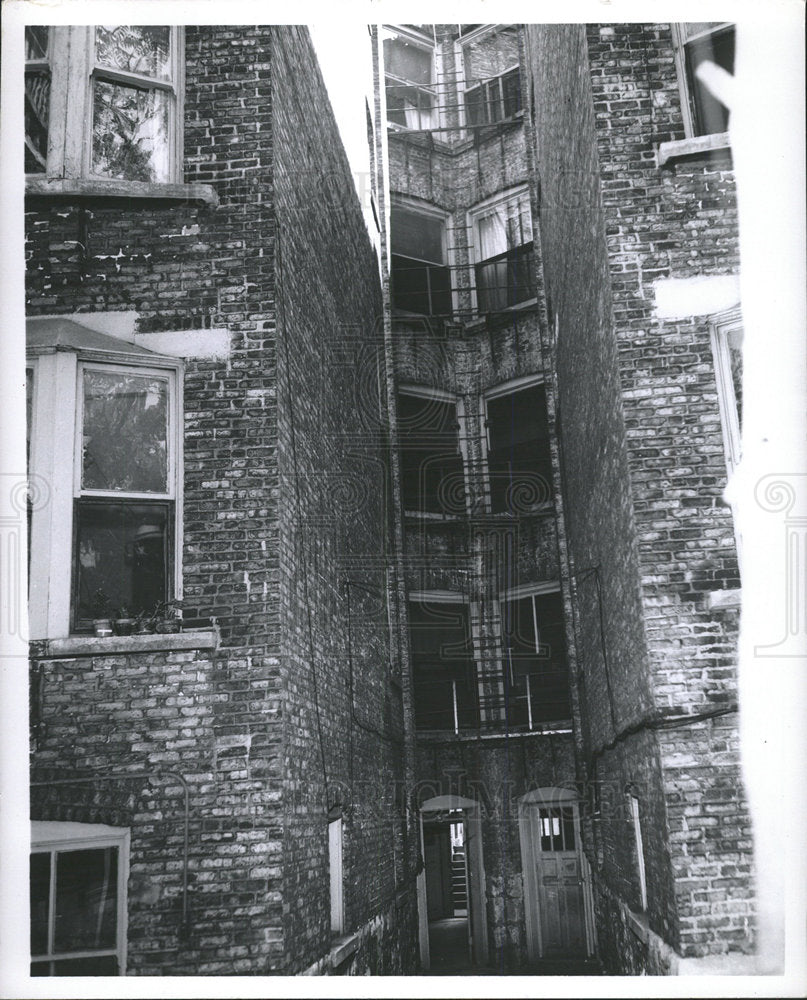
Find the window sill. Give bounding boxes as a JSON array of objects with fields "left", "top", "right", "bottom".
[
  {"left": 30, "top": 629, "right": 219, "bottom": 660},
  {"left": 25, "top": 176, "right": 219, "bottom": 207},
  {"left": 328, "top": 932, "right": 360, "bottom": 967},
  {"left": 657, "top": 132, "right": 731, "bottom": 166},
  {"left": 626, "top": 909, "right": 650, "bottom": 943}
]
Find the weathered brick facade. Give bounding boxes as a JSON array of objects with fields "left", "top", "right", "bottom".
[
  {"left": 523, "top": 22, "right": 752, "bottom": 973},
  {"left": 26, "top": 25, "right": 419, "bottom": 976}
]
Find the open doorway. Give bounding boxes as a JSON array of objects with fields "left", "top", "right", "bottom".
[
  {"left": 424, "top": 810, "right": 469, "bottom": 970},
  {"left": 418, "top": 795, "right": 488, "bottom": 973}
]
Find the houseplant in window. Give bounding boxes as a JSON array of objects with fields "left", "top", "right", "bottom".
[
  {"left": 113, "top": 604, "right": 136, "bottom": 636},
  {"left": 91, "top": 589, "right": 113, "bottom": 637},
  {"left": 154, "top": 598, "right": 183, "bottom": 634}
]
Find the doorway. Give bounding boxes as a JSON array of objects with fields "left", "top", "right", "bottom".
[
  {"left": 519, "top": 788, "right": 596, "bottom": 962},
  {"left": 418, "top": 795, "right": 488, "bottom": 972}
]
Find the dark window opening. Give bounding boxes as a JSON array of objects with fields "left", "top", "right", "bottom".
[
  {"left": 398, "top": 394, "right": 464, "bottom": 515},
  {"left": 501, "top": 589, "right": 570, "bottom": 726},
  {"left": 683, "top": 23, "right": 735, "bottom": 136},
  {"left": 390, "top": 205, "right": 452, "bottom": 316},
  {"left": 465, "top": 67, "right": 522, "bottom": 126},
  {"left": 486, "top": 384, "right": 552, "bottom": 514},
  {"left": 409, "top": 600, "right": 478, "bottom": 731},
  {"left": 475, "top": 242, "right": 536, "bottom": 312}
]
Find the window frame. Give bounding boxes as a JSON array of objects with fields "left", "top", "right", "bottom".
[
  {"left": 467, "top": 186, "right": 536, "bottom": 315},
  {"left": 709, "top": 307, "right": 743, "bottom": 477},
  {"left": 328, "top": 816, "right": 345, "bottom": 935},
  {"left": 408, "top": 591, "right": 480, "bottom": 733},
  {"left": 26, "top": 340, "right": 184, "bottom": 639},
  {"left": 497, "top": 581, "right": 571, "bottom": 730},
  {"left": 397, "top": 385, "right": 468, "bottom": 518},
  {"left": 30, "top": 821, "right": 130, "bottom": 977},
  {"left": 26, "top": 25, "right": 184, "bottom": 187},
  {"left": 390, "top": 196, "right": 456, "bottom": 317},
  {"left": 671, "top": 22, "right": 734, "bottom": 140},
  {"left": 627, "top": 793, "right": 648, "bottom": 912},
  {"left": 383, "top": 27, "right": 438, "bottom": 133},
  {"left": 481, "top": 375, "right": 553, "bottom": 516},
  {"left": 463, "top": 63, "right": 522, "bottom": 128}
]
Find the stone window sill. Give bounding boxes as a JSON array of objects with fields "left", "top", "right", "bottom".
[
  {"left": 26, "top": 176, "right": 219, "bottom": 207},
  {"left": 30, "top": 629, "right": 219, "bottom": 660},
  {"left": 657, "top": 132, "right": 731, "bottom": 166},
  {"left": 328, "top": 932, "right": 360, "bottom": 966},
  {"left": 627, "top": 909, "right": 650, "bottom": 942}
]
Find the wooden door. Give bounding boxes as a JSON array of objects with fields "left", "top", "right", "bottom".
[
  {"left": 424, "top": 825, "right": 453, "bottom": 920},
  {"left": 530, "top": 803, "right": 586, "bottom": 956}
]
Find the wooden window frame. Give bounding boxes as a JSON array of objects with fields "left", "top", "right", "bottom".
[
  {"left": 26, "top": 25, "right": 184, "bottom": 187},
  {"left": 30, "top": 821, "right": 129, "bottom": 977},
  {"left": 671, "top": 22, "right": 734, "bottom": 139},
  {"left": 467, "top": 186, "right": 535, "bottom": 315},
  {"left": 481, "top": 374, "right": 552, "bottom": 515},
  {"left": 27, "top": 348, "right": 183, "bottom": 639}
]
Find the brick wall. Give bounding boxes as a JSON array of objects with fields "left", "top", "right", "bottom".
[
  {"left": 522, "top": 22, "right": 754, "bottom": 970},
  {"left": 270, "top": 26, "right": 419, "bottom": 975}
]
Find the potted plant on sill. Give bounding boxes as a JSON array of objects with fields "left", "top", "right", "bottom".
[
  {"left": 91, "top": 589, "right": 114, "bottom": 638},
  {"left": 113, "top": 604, "right": 136, "bottom": 636},
  {"left": 155, "top": 599, "right": 183, "bottom": 634}
]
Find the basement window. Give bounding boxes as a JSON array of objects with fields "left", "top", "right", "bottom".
[
  {"left": 30, "top": 822, "right": 129, "bottom": 976},
  {"left": 484, "top": 381, "right": 552, "bottom": 515},
  {"left": 409, "top": 597, "right": 479, "bottom": 732},
  {"left": 500, "top": 587, "right": 571, "bottom": 728},
  {"left": 397, "top": 391, "right": 465, "bottom": 516},
  {"left": 390, "top": 204, "right": 453, "bottom": 316},
  {"left": 469, "top": 189, "right": 536, "bottom": 313},
  {"left": 674, "top": 23, "right": 735, "bottom": 138}
]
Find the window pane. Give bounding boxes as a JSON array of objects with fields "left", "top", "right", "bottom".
[
  {"left": 25, "top": 26, "right": 50, "bottom": 60},
  {"left": 30, "top": 853, "right": 50, "bottom": 955},
  {"left": 25, "top": 71, "right": 50, "bottom": 174},
  {"left": 726, "top": 327, "right": 743, "bottom": 426},
  {"left": 686, "top": 26, "right": 735, "bottom": 135},
  {"left": 398, "top": 395, "right": 463, "bottom": 513},
  {"left": 54, "top": 849, "right": 118, "bottom": 953},
  {"left": 92, "top": 81, "right": 170, "bottom": 183},
  {"left": 75, "top": 500, "right": 170, "bottom": 622},
  {"left": 82, "top": 370, "right": 169, "bottom": 492},
  {"left": 95, "top": 25, "right": 172, "bottom": 79},
  {"left": 487, "top": 384, "right": 552, "bottom": 512},
  {"left": 391, "top": 208, "right": 444, "bottom": 264},
  {"left": 383, "top": 38, "right": 432, "bottom": 85}
]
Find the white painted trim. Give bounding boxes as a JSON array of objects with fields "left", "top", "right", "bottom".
[
  {"left": 328, "top": 817, "right": 344, "bottom": 935},
  {"left": 484, "top": 372, "right": 545, "bottom": 403},
  {"left": 408, "top": 589, "right": 467, "bottom": 604},
  {"left": 30, "top": 821, "right": 129, "bottom": 976},
  {"left": 709, "top": 306, "right": 744, "bottom": 474},
  {"left": 499, "top": 580, "right": 561, "bottom": 602},
  {"left": 628, "top": 793, "right": 648, "bottom": 912}
]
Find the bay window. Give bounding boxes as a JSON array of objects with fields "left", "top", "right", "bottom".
[
  {"left": 25, "top": 25, "right": 183, "bottom": 185},
  {"left": 469, "top": 189, "right": 536, "bottom": 313},
  {"left": 27, "top": 318, "right": 181, "bottom": 638},
  {"left": 500, "top": 587, "right": 570, "bottom": 728}
]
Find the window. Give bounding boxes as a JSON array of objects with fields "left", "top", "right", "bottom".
[
  {"left": 484, "top": 381, "right": 552, "bottom": 514},
  {"left": 73, "top": 365, "right": 177, "bottom": 630},
  {"left": 409, "top": 597, "right": 478, "bottom": 732},
  {"left": 627, "top": 793, "right": 648, "bottom": 911},
  {"left": 710, "top": 310, "right": 743, "bottom": 475},
  {"left": 469, "top": 189, "right": 535, "bottom": 313},
  {"left": 465, "top": 67, "right": 522, "bottom": 126},
  {"left": 397, "top": 391, "right": 465, "bottom": 515},
  {"left": 27, "top": 318, "right": 182, "bottom": 638},
  {"left": 30, "top": 822, "right": 129, "bottom": 976},
  {"left": 328, "top": 816, "right": 344, "bottom": 934},
  {"left": 500, "top": 587, "right": 570, "bottom": 728},
  {"left": 390, "top": 204, "right": 452, "bottom": 316},
  {"left": 383, "top": 31, "right": 436, "bottom": 131},
  {"left": 674, "top": 23, "right": 735, "bottom": 137},
  {"left": 25, "top": 25, "right": 183, "bottom": 184}
]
